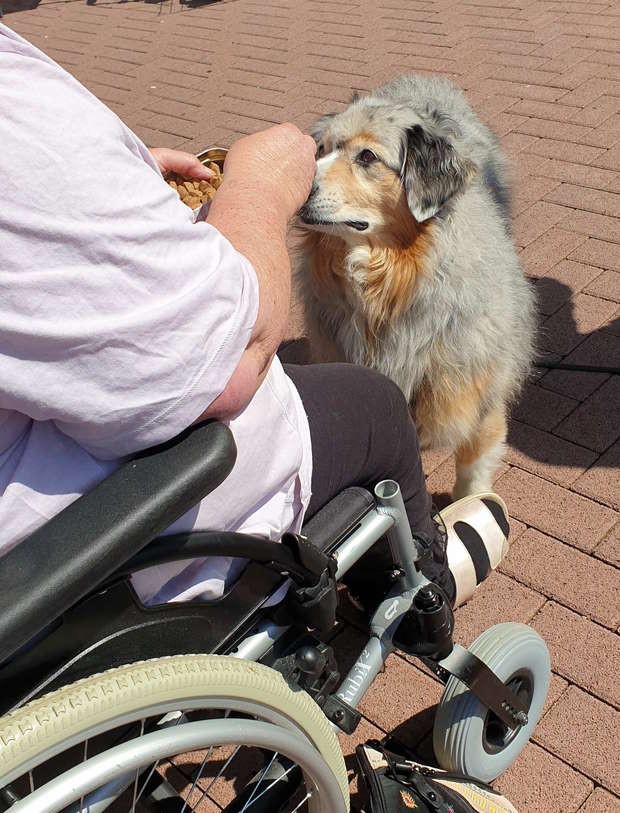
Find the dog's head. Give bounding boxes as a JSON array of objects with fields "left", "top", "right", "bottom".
[{"left": 299, "top": 98, "right": 477, "bottom": 242}]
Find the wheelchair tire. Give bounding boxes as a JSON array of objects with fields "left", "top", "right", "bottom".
[
  {"left": 0, "top": 654, "right": 349, "bottom": 812},
  {"left": 432, "top": 622, "right": 550, "bottom": 783}
]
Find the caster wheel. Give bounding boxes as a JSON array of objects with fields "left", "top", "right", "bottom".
[{"left": 433, "top": 622, "right": 550, "bottom": 782}]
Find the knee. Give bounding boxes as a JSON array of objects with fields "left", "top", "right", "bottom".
[
  {"left": 361, "top": 367, "right": 411, "bottom": 422},
  {"left": 344, "top": 367, "right": 415, "bottom": 452}
]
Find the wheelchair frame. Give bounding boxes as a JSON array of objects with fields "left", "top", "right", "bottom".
[
  {"left": 0, "top": 475, "right": 526, "bottom": 736},
  {"left": 0, "top": 420, "right": 531, "bottom": 812}
]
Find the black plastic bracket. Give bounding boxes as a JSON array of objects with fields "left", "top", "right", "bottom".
[
  {"left": 294, "top": 642, "right": 341, "bottom": 706},
  {"left": 323, "top": 694, "right": 361, "bottom": 735},
  {"left": 434, "top": 645, "right": 529, "bottom": 730},
  {"left": 286, "top": 568, "right": 338, "bottom": 634}
]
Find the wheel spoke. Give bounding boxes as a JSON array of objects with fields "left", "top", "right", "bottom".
[
  {"left": 129, "top": 719, "right": 145, "bottom": 813},
  {"left": 191, "top": 744, "right": 242, "bottom": 810},
  {"left": 242, "top": 762, "right": 299, "bottom": 809},
  {"left": 239, "top": 751, "right": 279, "bottom": 812},
  {"left": 181, "top": 709, "right": 239, "bottom": 813},
  {"left": 134, "top": 710, "right": 188, "bottom": 804},
  {"left": 291, "top": 790, "right": 312, "bottom": 812},
  {"left": 179, "top": 745, "right": 216, "bottom": 813}
]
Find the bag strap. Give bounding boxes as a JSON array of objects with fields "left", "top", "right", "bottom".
[{"left": 366, "top": 739, "right": 496, "bottom": 793}]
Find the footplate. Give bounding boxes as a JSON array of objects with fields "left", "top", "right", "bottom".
[{"left": 434, "top": 645, "right": 529, "bottom": 729}]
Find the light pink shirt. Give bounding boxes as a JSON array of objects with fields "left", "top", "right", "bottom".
[{"left": 0, "top": 23, "right": 312, "bottom": 602}]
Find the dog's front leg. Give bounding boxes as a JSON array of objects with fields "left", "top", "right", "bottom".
[{"left": 453, "top": 406, "right": 507, "bottom": 499}]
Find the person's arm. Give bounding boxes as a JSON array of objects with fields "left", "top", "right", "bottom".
[
  {"left": 199, "top": 124, "right": 317, "bottom": 419},
  {"left": 202, "top": 187, "right": 289, "bottom": 417},
  {"left": 148, "top": 127, "right": 316, "bottom": 420},
  {"left": 1, "top": 41, "right": 314, "bottom": 459}
]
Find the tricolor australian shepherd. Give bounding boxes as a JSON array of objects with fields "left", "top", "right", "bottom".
[{"left": 299, "top": 74, "right": 535, "bottom": 498}]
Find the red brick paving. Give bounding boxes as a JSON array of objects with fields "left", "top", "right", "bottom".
[
  {"left": 495, "top": 743, "right": 593, "bottom": 813},
  {"left": 556, "top": 377, "right": 620, "bottom": 453},
  {"left": 532, "top": 602, "right": 620, "bottom": 707},
  {"left": 4, "top": 0, "right": 620, "bottom": 810},
  {"left": 579, "top": 788, "right": 620, "bottom": 812},
  {"left": 501, "top": 528, "right": 620, "bottom": 628},
  {"left": 596, "top": 522, "right": 620, "bottom": 567},
  {"left": 536, "top": 686, "right": 620, "bottom": 795}
]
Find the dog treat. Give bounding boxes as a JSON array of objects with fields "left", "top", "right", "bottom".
[{"left": 167, "top": 161, "right": 222, "bottom": 208}]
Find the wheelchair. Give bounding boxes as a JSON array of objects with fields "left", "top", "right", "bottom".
[{"left": 0, "top": 420, "right": 551, "bottom": 812}]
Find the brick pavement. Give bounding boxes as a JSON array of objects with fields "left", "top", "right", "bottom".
[{"left": 4, "top": 0, "right": 620, "bottom": 810}]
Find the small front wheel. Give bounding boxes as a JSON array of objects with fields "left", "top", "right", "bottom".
[{"left": 433, "top": 622, "right": 550, "bottom": 782}]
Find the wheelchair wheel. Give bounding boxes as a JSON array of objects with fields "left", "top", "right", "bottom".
[
  {"left": 432, "top": 622, "right": 550, "bottom": 783},
  {"left": 0, "top": 654, "right": 349, "bottom": 812}
]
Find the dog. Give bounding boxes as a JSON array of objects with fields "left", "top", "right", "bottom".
[{"left": 298, "top": 74, "right": 535, "bottom": 499}]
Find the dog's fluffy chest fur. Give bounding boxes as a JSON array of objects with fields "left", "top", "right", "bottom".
[
  {"left": 301, "top": 199, "right": 533, "bottom": 417},
  {"left": 302, "top": 229, "right": 441, "bottom": 401}
]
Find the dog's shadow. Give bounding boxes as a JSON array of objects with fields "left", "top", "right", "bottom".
[
  {"left": 0, "top": 0, "right": 40, "bottom": 12},
  {"left": 512, "top": 276, "right": 618, "bottom": 468}
]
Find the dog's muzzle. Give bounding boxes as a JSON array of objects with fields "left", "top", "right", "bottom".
[{"left": 298, "top": 203, "right": 369, "bottom": 232}]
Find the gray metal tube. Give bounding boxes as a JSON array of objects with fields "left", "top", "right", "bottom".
[
  {"left": 374, "top": 480, "right": 425, "bottom": 588},
  {"left": 333, "top": 509, "right": 394, "bottom": 579},
  {"left": 231, "top": 620, "right": 290, "bottom": 661},
  {"left": 336, "top": 636, "right": 390, "bottom": 709},
  {"left": 11, "top": 720, "right": 348, "bottom": 813},
  {"left": 231, "top": 508, "right": 394, "bottom": 663}
]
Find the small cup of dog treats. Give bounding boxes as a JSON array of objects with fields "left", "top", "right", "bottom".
[{"left": 166, "top": 146, "right": 227, "bottom": 220}]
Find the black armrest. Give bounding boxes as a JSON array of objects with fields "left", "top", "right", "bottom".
[
  {"left": 0, "top": 420, "right": 236, "bottom": 665},
  {"left": 302, "top": 487, "right": 375, "bottom": 553}
]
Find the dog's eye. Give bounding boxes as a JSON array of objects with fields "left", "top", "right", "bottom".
[
  {"left": 316, "top": 143, "right": 325, "bottom": 158},
  {"left": 357, "top": 149, "right": 378, "bottom": 166}
]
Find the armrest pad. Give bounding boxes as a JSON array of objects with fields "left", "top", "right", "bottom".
[
  {"left": 302, "top": 487, "right": 375, "bottom": 553},
  {"left": 0, "top": 420, "right": 236, "bottom": 664}
]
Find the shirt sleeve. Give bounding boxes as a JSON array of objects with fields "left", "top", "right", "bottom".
[{"left": 0, "top": 38, "right": 259, "bottom": 459}]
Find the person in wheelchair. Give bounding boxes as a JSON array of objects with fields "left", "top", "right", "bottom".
[
  {"left": 0, "top": 26, "right": 551, "bottom": 813},
  {"left": 0, "top": 22, "right": 507, "bottom": 612}
]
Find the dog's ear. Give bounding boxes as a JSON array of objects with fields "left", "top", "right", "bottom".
[
  {"left": 402, "top": 120, "right": 477, "bottom": 222},
  {"left": 310, "top": 112, "right": 336, "bottom": 146}
]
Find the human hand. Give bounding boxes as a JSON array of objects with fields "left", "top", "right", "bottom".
[
  {"left": 222, "top": 124, "right": 317, "bottom": 223},
  {"left": 149, "top": 147, "right": 215, "bottom": 181}
]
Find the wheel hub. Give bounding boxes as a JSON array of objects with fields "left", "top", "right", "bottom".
[{"left": 482, "top": 670, "right": 533, "bottom": 755}]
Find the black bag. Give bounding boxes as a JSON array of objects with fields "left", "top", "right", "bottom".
[{"left": 356, "top": 741, "right": 518, "bottom": 813}]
